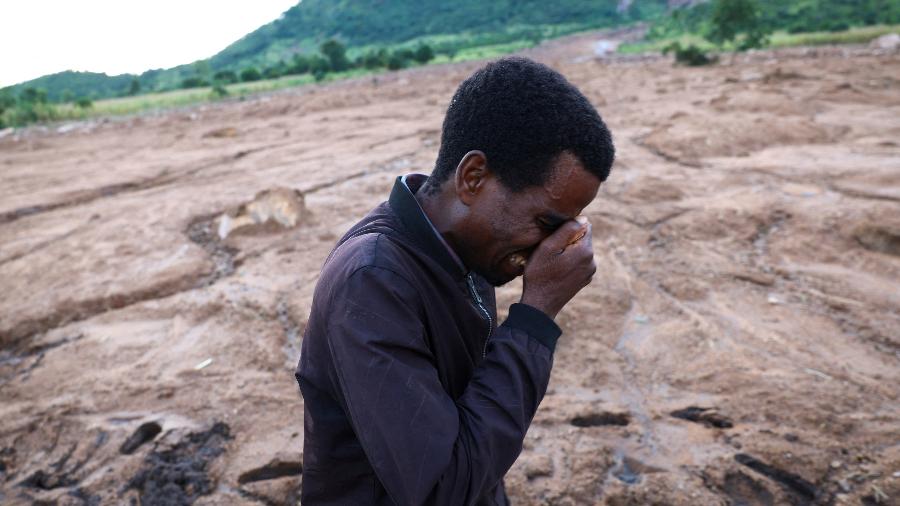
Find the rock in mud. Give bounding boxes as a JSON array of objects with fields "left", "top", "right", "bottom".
[{"left": 217, "top": 187, "right": 308, "bottom": 239}]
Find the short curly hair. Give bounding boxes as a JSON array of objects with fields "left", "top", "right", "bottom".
[{"left": 428, "top": 57, "right": 614, "bottom": 193}]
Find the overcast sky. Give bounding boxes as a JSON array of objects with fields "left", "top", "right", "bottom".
[{"left": 1, "top": 0, "right": 298, "bottom": 87}]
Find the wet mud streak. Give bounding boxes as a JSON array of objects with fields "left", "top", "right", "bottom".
[
  {"left": 722, "top": 471, "right": 775, "bottom": 506},
  {"left": 186, "top": 216, "right": 239, "bottom": 287},
  {"left": 611, "top": 453, "right": 641, "bottom": 485},
  {"left": 670, "top": 406, "right": 734, "bottom": 429},
  {"left": 570, "top": 412, "right": 631, "bottom": 427},
  {"left": 0, "top": 334, "right": 83, "bottom": 384},
  {"left": 752, "top": 210, "right": 790, "bottom": 260},
  {"left": 126, "top": 422, "right": 231, "bottom": 506},
  {"left": 277, "top": 298, "right": 302, "bottom": 368},
  {"left": 734, "top": 453, "right": 818, "bottom": 504},
  {"left": 19, "top": 430, "right": 109, "bottom": 491},
  {"left": 237, "top": 460, "right": 302, "bottom": 484},
  {"left": 612, "top": 306, "right": 660, "bottom": 454}
]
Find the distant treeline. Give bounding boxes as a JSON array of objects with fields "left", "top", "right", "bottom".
[{"left": 648, "top": 0, "right": 900, "bottom": 40}]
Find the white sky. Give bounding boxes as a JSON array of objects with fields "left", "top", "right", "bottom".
[{"left": 0, "top": 0, "right": 299, "bottom": 87}]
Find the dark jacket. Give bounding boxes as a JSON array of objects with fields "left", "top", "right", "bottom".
[{"left": 295, "top": 174, "right": 562, "bottom": 505}]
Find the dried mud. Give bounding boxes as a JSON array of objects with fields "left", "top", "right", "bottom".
[{"left": 1, "top": 31, "right": 898, "bottom": 505}]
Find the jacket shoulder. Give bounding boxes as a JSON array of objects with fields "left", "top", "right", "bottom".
[{"left": 322, "top": 231, "right": 416, "bottom": 288}]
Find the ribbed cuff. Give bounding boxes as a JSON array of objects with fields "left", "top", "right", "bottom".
[{"left": 501, "top": 303, "right": 562, "bottom": 352}]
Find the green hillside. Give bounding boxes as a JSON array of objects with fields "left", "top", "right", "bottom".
[{"left": 210, "top": 0, "right": 667, "bottom": 70}]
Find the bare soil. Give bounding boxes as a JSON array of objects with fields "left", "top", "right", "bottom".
[{"left": 1, "top": 31, "right": 898, "bottom": 505}]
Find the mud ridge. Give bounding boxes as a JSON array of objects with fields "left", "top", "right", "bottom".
[
  {"left": 300, "top": 155, "right": 414, "bottom": 195},
  {"left": 0, "top": 143, "right": 292, "bottom": 226},
  {"left": 1, "top": 272, "right": 205, "bottom": 349},
  {"left": 186, "top": 215, "right": 240, "bottom": 287}
]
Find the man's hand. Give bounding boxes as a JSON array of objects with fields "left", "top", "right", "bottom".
[{"left": 520, "top": 217, "right": 596, "bottom": 320}]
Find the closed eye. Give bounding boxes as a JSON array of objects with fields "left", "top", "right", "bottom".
[{"left": 537, "top": 216, "right": 564, "bottom": 231}]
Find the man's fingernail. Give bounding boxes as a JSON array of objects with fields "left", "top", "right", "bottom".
[{"left": 576, "top": 216, "right": 589, "bottom": 225}]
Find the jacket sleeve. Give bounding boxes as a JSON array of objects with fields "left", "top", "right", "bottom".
[{"left": 325, "top": 265, "right": 560, "bottom": 506}]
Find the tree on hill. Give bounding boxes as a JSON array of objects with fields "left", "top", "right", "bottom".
[
  {"left": 320, "top": 39, "right": 350, "bottom": 72},
  {"left": 705, "top": 0, "right": 772, "bottom": 50},
  {"left": 309, "top": 54, "right": 331, "bottom": 81},
  {"left": 128, "top": 77, "right": 141, "bottom": 96}
]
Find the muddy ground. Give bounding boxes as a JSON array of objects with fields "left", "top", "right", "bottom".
[{"left": 1, "top": 30, "right": 898, "bottom": 505}]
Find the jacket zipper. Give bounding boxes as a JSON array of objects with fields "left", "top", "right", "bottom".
[{"left": 466, "top": 274, "right": 493, "bottom": 358}]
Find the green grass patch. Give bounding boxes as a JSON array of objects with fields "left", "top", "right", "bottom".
[
  {"left": 51, "top": 74, "right": 320, "bottom": 121},
  {"left": 769, "top": 24, "right": 900, "bottom": 48},
  {"left": 619, "top": 24, "right": 900, "bottom": 55}
]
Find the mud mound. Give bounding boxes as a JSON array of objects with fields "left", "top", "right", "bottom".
[{"left": 640, "top": 112, "right": 845, "bottom": 162}]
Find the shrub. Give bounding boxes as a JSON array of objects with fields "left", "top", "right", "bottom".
[
  {"left": 287, "top": 54, "right": 310, "bottom": 75},
  {"left": 213, "top": 70, "right": 238, "bottom": 84},
  {"left": 210, "top": 83, "right": 229, "bottom": 98},
  {"left": 308, "top": 55, "right": 331, "bottom": 75},
  {"left": 359, "top": 48, "right": 389, "bottom": 69},
  {"left": 413, "top": 43, "right": 435, "bottom": 64},
  {"left": 387, "top": 52, "right": 407, "bottom": 70},
  {"left": 663, "top": 42, "right": 716, "bottom": 66},
  {"left": 181, "top": 76, "right": 209, "bottom": 89},
  {"left": 75, "top": 97, "right": 93, "bottom": 108},
  {"left": 263, "top": 66, "right": 283, "bottom": 79},
  {"left": 240, "top": 67, "right": 262, "bottom": 82}
]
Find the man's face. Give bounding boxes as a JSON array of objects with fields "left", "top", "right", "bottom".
[{"left": 457, "top": 152, "right": 601, "bottom": 286}]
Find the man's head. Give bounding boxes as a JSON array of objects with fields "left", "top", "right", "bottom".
[{"left": 421, "top": 57, "right": 614, "bottom": 286}]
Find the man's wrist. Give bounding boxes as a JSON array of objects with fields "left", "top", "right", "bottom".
[{"left": 502, "top": 303, "right": 562, "bottom": 352}]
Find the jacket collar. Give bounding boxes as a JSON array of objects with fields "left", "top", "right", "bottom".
[{"left": 389, "top": 174, "right": 467, "bottom": 279}]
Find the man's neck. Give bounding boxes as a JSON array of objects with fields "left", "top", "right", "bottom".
[{"left": 415, "top": 184, "right": 467, "bottom": 263}]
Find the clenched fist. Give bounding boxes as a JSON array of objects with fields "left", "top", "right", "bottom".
[{"left": 520, "top": 216, "right": 596, "bottom": 320}]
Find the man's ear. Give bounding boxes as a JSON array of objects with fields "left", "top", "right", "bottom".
[{"left": 454, "top": 150, "right": 490, "bottom": 206}]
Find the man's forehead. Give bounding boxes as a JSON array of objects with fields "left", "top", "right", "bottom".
[{"left": 543, "top": 154, "right": 580, "bottom": 201}]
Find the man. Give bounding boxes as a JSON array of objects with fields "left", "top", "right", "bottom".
[{"left": 295, "top": 56, "right": 614, "bottom": 505}]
